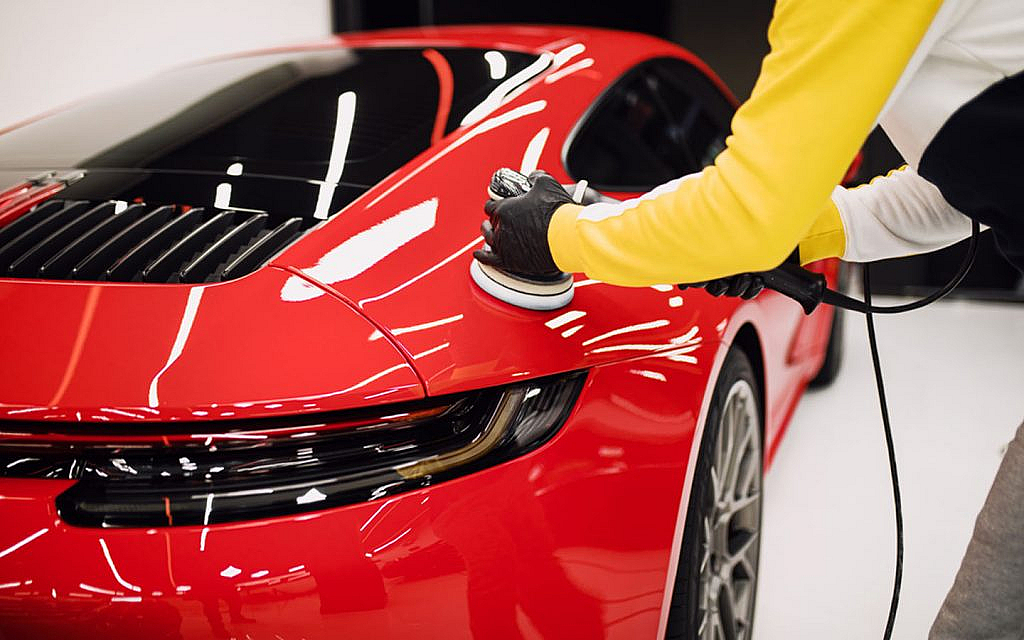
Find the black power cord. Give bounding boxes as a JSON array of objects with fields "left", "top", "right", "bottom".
[
  {"left": 755, "top": 220, "right": 980, "bottom": 638},
  {"left": 824, "top": 220, "right": 981, "bottom": 314},
  {"left": 863, "top": 263, "right": 904, "bottom": 640},
  {"left": 830, "top": 220, "right": 980, "bottom": 639}
]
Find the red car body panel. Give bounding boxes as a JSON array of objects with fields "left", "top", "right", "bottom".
[{"left": 0, "top": 25, "right": 836, "bottom": 638}]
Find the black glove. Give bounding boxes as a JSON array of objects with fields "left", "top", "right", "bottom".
[
  {"left": 678, "top": 250, "right": 800, "bottom": 300},
  {"left": 473, "top": 171, "right": 574, "bottom": 277},
  {"left": 678, "top": 273, "right": 766, "bottom": 300}
]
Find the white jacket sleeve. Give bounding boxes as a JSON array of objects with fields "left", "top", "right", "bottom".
[{"left": 832, "top": 166, "right": 976, "bottom": 262}]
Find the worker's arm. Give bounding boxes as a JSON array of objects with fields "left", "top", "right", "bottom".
[
  {"left": 798, "top": 166, "right": 976, "bottom": 264},
  {"left": 547, "top": 0, "right": 943, "bottom": 286}
]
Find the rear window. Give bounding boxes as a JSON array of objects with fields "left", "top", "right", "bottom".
[{"left": 0, "top": 46, "right": 539, "bottom": 187}]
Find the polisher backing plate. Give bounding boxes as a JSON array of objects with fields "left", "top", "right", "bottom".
[{"left": 469, "top": 259, "right": 574, "bottom": 311}]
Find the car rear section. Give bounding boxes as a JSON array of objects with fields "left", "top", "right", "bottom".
[{"left": 0, "top": 26, "right": 827, "bottom": 639}]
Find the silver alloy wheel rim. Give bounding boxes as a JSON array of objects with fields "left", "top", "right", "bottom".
[{"left": 698, "top": 379, "right": 761, "bottom": 640}]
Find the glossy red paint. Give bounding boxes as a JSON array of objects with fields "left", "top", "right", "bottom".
[
  {"left": 0, "top": 267, "right": 424, "bottom": 421},
  {"left": 1, "top": 361, "right": 718, "bottom": 639},
  {"left": 0, "top": 25, "right": 836, "bottom": 638}
]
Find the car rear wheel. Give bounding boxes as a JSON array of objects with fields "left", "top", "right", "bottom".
[{"left": 665, "top": 348, "right": 763, "bottom": 639}]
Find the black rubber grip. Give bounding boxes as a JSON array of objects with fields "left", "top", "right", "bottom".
[{"left": 759, "top": 263, "right": 827, "bottom": 315}]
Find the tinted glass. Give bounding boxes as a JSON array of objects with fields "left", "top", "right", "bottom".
[
  {"left": 566, "top": 57, "right": 734, "bottom": 191},
  {"left": 0, "top": 47, "right": 538, "bottom": 186}
]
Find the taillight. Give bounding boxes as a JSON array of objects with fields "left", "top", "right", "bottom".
[{"left": 0, "top": 372, "right": 585, "bottom": 527}]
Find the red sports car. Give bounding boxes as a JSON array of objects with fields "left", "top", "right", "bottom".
[{"left": 0, "top": 26, "right": 841, "bottom": 639}]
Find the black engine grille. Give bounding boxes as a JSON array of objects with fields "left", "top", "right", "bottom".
[{"left": 0, "top": 199, "right": 314, "bottom": 283}]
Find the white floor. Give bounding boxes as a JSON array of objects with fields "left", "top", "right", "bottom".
[{"left": 756, "top": 298, "right": 1024, "bottom": 639}]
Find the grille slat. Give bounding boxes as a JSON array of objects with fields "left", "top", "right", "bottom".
[
  {"left": 0, "top": 199, "right": 312, "bottom": 283},
  {"left": 71, "top": 205, "right": 177, "bottom": 280},
  {"left": 142, "top": 210, "right": 237, "bottom": 283},
  {"left": 0, "top": 201, "right": 91, "bottom": 270},
  {"left": 179, "top": 213, "right": 268, "bottom": 283},
  {"left": 105, "top": 208, "right": 208, "bottom": 282},
  {"left": 7, "top": 202, "right": 116, "bottom": 277},
  {"left": 220, "top": 217, "right": 303, "bottom": 281},
  {"left": 40, "top": 204, "right": 149, "bottom": 278},
  {"left": 0, "top": 200, "right": 66, "bottom": 247}
]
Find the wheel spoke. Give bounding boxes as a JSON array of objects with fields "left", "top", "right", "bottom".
[
  {"left": 726, "top": 492, "right": 760, "bottom": 520},
  {"left": 726, "top": 415, "right": 754, "bottom": 499},
  {"left": 726, "top": 530, "right": 759, "bottom": 570},
  {"left": 694, "top": 377, "right": 762, "bottom": 640}
]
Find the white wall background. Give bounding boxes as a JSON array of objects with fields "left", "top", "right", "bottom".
[{"left": 0, "top": 0, "right": 331, "bottom": 130}]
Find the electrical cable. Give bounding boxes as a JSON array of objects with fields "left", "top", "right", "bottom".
[
  {"left": 823, "top": 220, "right": 981, "bottom": 314},
  {"left": 863, "top": 263, "right": 904, "bottom": 640},
  {"left": 829, "top": 220, "right": 979, "bottom": 639}
]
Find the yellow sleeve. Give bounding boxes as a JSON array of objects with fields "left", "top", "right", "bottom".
[
  {"left": 797, "top": 199, "right": 845, "bottom": 264},
  {"left": 548, "top": 0, "right": 942, "bottom": 286}
]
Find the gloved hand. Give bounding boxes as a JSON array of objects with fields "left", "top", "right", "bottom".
[
  {"left": 473, "top": 170, "right": 574, "bottom": 277},
  {"left": 678, "top": 274, "right": 766, "bottom": 300},
  {"left": 678, "top": 250, "right": 800, "bottom": 300}
]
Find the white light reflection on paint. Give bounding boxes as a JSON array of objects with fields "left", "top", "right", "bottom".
[
  {"left": 630, "top": 369, "right": 667, "bottom": 382},
  {"left": 581, "top": 319, "right": 669, "bottom": 346},
  {"left": 4, "top": 407, "right": 46, "bottom": 415},
  {"left": 368, "top": 314, "right": 463, "bottom": 341},
  {"left": 413, "top": 343, "right": 450, "bottom": 360},
  {"left": 669, "top": 296, "right": 683, "bottom": 308},
  {"left": 545, "top": 310, "right": 585, "bottom": 329},
  {"left": 552, "top": 43, "right": 585, "bottom": 67},
  {"left": 358, "top": 236, "right": 479, "bottom": 307},
  {"left": 148, "top": 287, "right": 204, "bottom": 407},
  {"left": 360, "top": 499, "right": 398, "bottom": 533},
  {"left": 651, "top": 284, "right": 674, "bottom": 292},
  {"left": 371, "top": 527, "right": 413, "bottom": 554},
  {"left": 520, "top": 127, "right": 550, "bottom": 175},
  {"left": 561, "top": 325, "right": 583, "bottom": 338},
  {"left": 112, "top": 200, "right": 129, "bottom": 214},
  {"left": 573, "top": 279, "right": 601, "bottom": 288},
  {"left": 226, "top": 162, "right": 243, "bottom": 176},
  {"left": 0, "top": 528, "right": 49, "bottom": 560},
  {"left": 337, "top": 364, "right": 407, "bottom": 395},
  {"left": 589, "top": 344, "right": 669, "bottom": 353},
  {"left": 100, "top": 408, "right": 146, "bottom": 420},
  {"left": 296, "top": 488, "right": 327, "bottom": 505},
  {"left": 79, "top": 583, "right": 117, "bottom": 595},
  {"left": 281, "top": 198, "right": 438, "bottom": 302},
  {"left": 98, "top": 538, "right": 141, "bottom": 592},
  {"left": 461, "top": 54, "right": 552, "bottom": 126},
  {"left": 671, "top": 326, "right": 700, "bottom": 344},
  {"left": 220, "top": 565, "right": 242, "bottom": 578},
  {"left": 314, "top": 91, "right": 357, "bottom": 220},
  {"left": 368, "top": 100, "right": 547, "bottom": 210},
  {"left": 483, "top": 50, "right": 507, "bottom": 79},
  {"left": 544, "top": 58, "right": 594, "bottom": 84},
  {"left": 214, "top": 183, "right": 231, "bottom": 209},
  {"left": 200, "top": 493, "right": 213, "bottom": 552}
]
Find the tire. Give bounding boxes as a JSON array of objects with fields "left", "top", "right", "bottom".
[
  {"left": 665, "top": 348, "right": 763, "bottom": 640},
  {"left": 809, "top": 304, "right": 844, "bottom": 388}
]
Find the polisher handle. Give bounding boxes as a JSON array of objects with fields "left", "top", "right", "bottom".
[{"left": 759, "top": 264, "right": 827, "bottom": 315}]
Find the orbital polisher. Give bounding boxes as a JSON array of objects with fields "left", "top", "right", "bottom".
[
  {"left": 469, "top": 167, "right": 834, "bottom": 314},
  {"left": 469, "top": 168, "right": 579, "bottom": 311}
]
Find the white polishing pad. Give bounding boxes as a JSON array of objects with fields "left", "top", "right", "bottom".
[{"left": 470, "top": 259, "right": 574, "bottom": 311}]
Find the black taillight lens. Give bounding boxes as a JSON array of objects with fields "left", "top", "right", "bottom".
[{"left": 0, "top": 372, "right": 585, "bottom": 527}]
